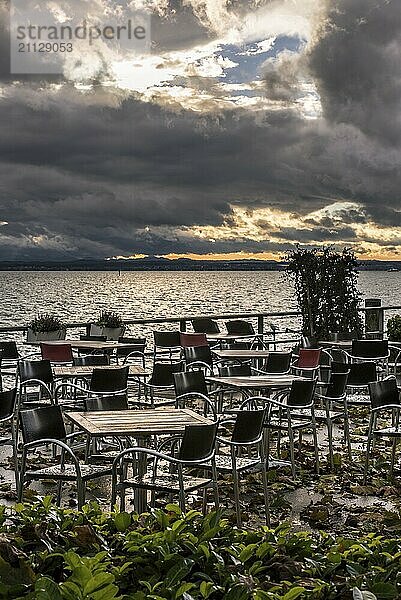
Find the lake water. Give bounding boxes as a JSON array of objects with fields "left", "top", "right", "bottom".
[{"left": 1, "top": 270, "right": 401, "bottom": 333}]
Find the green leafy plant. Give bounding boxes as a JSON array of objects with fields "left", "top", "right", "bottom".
[
  {"left": 96, "top": 310, "right": 123, "bottom": 329},
  {"left": 28, "top": 313, "right": 65, "bottom": 334},
  {"left": 387, "top": 315, "right": 401, "bottom": 342},
  {"left": 0, "top": 498, "right": 400, "bottom": 599},
  {"left": 285, "top": 246, "right": 363, "bottom": 339}
]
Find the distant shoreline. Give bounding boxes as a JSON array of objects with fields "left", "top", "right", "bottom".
[{"left": 0, "top": 259, "right": 399, "bottom": 272}]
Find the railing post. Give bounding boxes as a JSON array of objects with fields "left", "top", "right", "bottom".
[{"left": 364, "top": 299, "right": 384, "bottom": 339}]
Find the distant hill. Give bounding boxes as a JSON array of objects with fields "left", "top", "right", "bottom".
[{"left": 0, "top": 257, "right": 399, "bottom": 271}]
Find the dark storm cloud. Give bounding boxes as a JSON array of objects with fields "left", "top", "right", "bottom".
[
  {"left": 309, "top": 0, "right": 401, "bottom": 146},
  {"left": 0, "top": 0, "right": 400, "bottom": 258}
]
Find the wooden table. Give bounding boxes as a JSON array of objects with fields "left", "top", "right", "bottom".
[
  {"left": 207, "top": 374, "right": 309, "bottom": 394},
  {"left": 206, "top": 333, "right": 261, "bottom": 343},
  {"left": 66, "top": 408, "right": 212, "bottom": 512},
  {"left": 25, "top": 340, "right": 138, "bottom": 351},
  {"left": 318, "top": 340, "right": 352, "bottom": 348},
  {"left": 213, "top": 349, "right": 270, "bottom": 360},
  {"left": 53, "top": 365, "right": 149, "bottom": 378}
]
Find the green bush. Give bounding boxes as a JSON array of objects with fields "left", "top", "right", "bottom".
[
  {"left": 96, "top": 310, "right": 123, "bottom": 329},
  {"left": 387, "top": 315, "right": 401, "bottom": 342},
  {"left": 28, "top": 313, "right": 65, "bottom": 333},
  {"left": 0, "top": 498, "right": 400, "bottom": 599}
]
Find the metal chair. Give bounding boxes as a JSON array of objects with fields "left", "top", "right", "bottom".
[
  {"left": 332, "top": 361, "right": 377, "bottom": 406},
  {"left": 180, "top": 333, "right": 208, "bottom": 348},
  {"left": 73, "top": 355, "right": 110, "bottom": 366},
  {"left": 263, "top": 352, "right": 292, "bottom": 374},
  {"left": 315, "top": 372, "right": 351, "bottom": 468},
  {"left": 266, "top": 379, "right": 318, "bottom": 478},
  {"left": 40, "top": 343, "right": 73, "bottom": 364},
  {"left": 142, "top": 362, "right": 183, "bottom": 407},
  {"left": 364, "top": 377, "right": 401, "bottom": 481},
  {"left": 191, "top": 318, "right": 220, "bottom": 334},
  {"left": 0, "top": 388, "right": 18, "bottom": 487},
  {"left": 79, "top": 335, "right": 107, "bottom": 356},
  {"left": 173, "top": 371, "right": 216, "bottom": 418},
  {"left": 18, "top": 405, "right": 111, "bottom": 508},
  {"left": 225, "top": 320, "right": 255, "bottom": 336},
  {"left": 153, "top": 331, "right": 181, "bottom": 363},
  {"left": 292, "top": 348, "right": 321, "bottom": 378},
  {"left": 55, "top": 366, "right": 129, "bottom": 408},
  {"left": 18, "top": 360, "right": 55, "bottom": 409},
  {"left": 0, "top": 342, "right": 20, "bottom": 383},
  {"left": 111, "top": 423, "right": 219, "bottom": 513},
  {"left": 215, "top": 401, "right": 269, "bottom": 526},
  {"left": 183, "top": 345, "right": 214, "bottom": 374},
  {"left": 118, "top": 337, "right": 146, "bottom": 367}
]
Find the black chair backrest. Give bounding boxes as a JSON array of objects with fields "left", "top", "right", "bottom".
[
  {"left": 18, "top": 360, "right": 54, "bottom": 385},
  {"left": 352, "top": 340, "right": 389, "bottom": 359},
  {"left": 153, "top": 331, "right": 181, "bottom": 349},
  {"left": 225, "top": 320, "right": 255, "bottom": 335},
  {"left": 301, "top": 336, "right": 319, "bottom": 349},
  {"left": 173, "top": 371, "right": 208, "bottom": 397},
  {"left": 19, "top": 405, "right": 66, "bottom": 444},
  {"left": 117, "top": 337, "right": 146, "bottom": 357},
  {"left": 221, "top": 342, "right": 250, "bottom": 350},
  {"left": 90, "top": 366, "right": 129, "bottom": 392},
  {"left": 265, "top": 352, "right": 291, "bottom": 374},
  {"left": 73, "top": 355, "right": 110, "bottom": 366},
  {"left": 192, "top": 318, "right": 220, "bottom": 334},
  {"left": 368, "top": 378, "right": 400, "bottom": 409},
  {"left": 80, "top": 335, "right": 107, "bottom": 342},
  {"left": 0, "top": 341, "right": 19, "bottom": 360},
  {"left": 84, "top": 395, "right": 128, "bottom": 411},
  {"left": 178, "top": 423, "right": 217, "bottom": 461},
  {"left": 325, "top": 372, "right": 349, "bottom": 399},
  {"left": 232, "top": 410, "right": 265, "bottom": 444},
  {"left": 287, "top": 379, "right": 316, "bottom": 407},
  {"left": 218, "top": 364, "right": 251, "bottom": 377},
  {"left": 332, "top": 361, "right": 377, "bottom": 386},
  {"left": 149, "top": 362, "right": 183, "bottom": 387},
  {"left": 0, "top": 388, "right": 17, "bottom": 420},
  {"left": 183, "top": 346, "right": 213, "bottom": 367}
]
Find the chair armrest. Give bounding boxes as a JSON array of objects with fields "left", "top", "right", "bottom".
[
  {"left": 23, "top": 438, "right": 82, "bottom": 475},
  {"left": 20, "top": 379, "right": 54, "bottom": 398}
]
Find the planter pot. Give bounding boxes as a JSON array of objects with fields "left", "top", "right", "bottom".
[
  {"left": 26, "top": 328, "right": 66, "bottom": 343},
  {"left": 89, "top": 324, "right": 125, "bottom": 341}
]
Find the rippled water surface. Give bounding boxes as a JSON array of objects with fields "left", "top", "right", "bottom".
[{"left": 1, "top": 270, "right": 401, "bottom": 328}]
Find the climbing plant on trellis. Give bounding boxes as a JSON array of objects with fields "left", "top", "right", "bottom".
[{"left": 285, "top": 246, "right": 363, "bottom": 339}]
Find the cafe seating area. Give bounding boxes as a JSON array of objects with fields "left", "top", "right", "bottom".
[{"left": 0, "top": 319, "right": 400, "bottom": 524}]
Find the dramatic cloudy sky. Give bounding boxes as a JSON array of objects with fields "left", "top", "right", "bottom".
[{"left": 0, "top": 0, "right": 400, "bottom": 261}]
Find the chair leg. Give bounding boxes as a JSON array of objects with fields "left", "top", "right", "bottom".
[
  {"left": 212, "top": 460, "right": 219, "bottom": 510},
  {"left": 363, "top": 417, "right": 374, "bottom": 484},
  {"left": 390, "top": 437, "right": 397, "bottom": 478},
  {"left": 327, "top": 419, "right": 334, "bottom": 469},
  {"left": 288, "top": 427, "right": 296, "bottom": 479},
  {"left": 232, "top": 465, "right": 241, "bottom": 527},
  {"left": 261, "top": 466, "right": 270, "bottom": 527},
  {"left": 56, "top": 480, "right": 63, "bottom": 506},
  {"left": 343, "top": 404, "right": 352, "bottom": 460},
  {"left": 77, "top": 478, "right": 85, "bottom": 510}
]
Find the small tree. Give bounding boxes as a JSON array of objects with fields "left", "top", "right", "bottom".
[{"left": 285, "top": 246, "right": 363, "bottom": 339}]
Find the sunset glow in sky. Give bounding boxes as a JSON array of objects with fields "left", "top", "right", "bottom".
[{"left": 0, "top": 0, "right": 400, "bottom": 261}]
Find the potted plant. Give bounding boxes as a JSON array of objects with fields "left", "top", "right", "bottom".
[
  {"left": 26, "top": 313, "right": 66, "bottom": 343},
  {"left": 387, "top": 315, "right": 401, "bottom": 342},
  {"left": 90, "top": 310, "right": 125, "bottom": 340}
]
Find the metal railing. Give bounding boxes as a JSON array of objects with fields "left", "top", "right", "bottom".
[{"left": 0, "top": 302, "right": 399, "bottom": 347}]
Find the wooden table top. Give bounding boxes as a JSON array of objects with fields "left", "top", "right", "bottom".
[
  {"left": 53, "top": 365, "right": 149, "bottom": 377},
  {"left": 207, "top": 374, "right": 309, "bottom": 389},
  {"left": 65, "top": 408, "right": 212, "bottom": 436},
  {"left": 25, "top": 340, "right": 138, "bottom": 350},
  {"left": 318, "top": 340, "right": 353, "bottom": 348},
  {"left": 213, "top": 349, "right": 270, "bottom": 359},
  {"left": 206, "top": 333, "right": 261, "bottom": 341}
]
